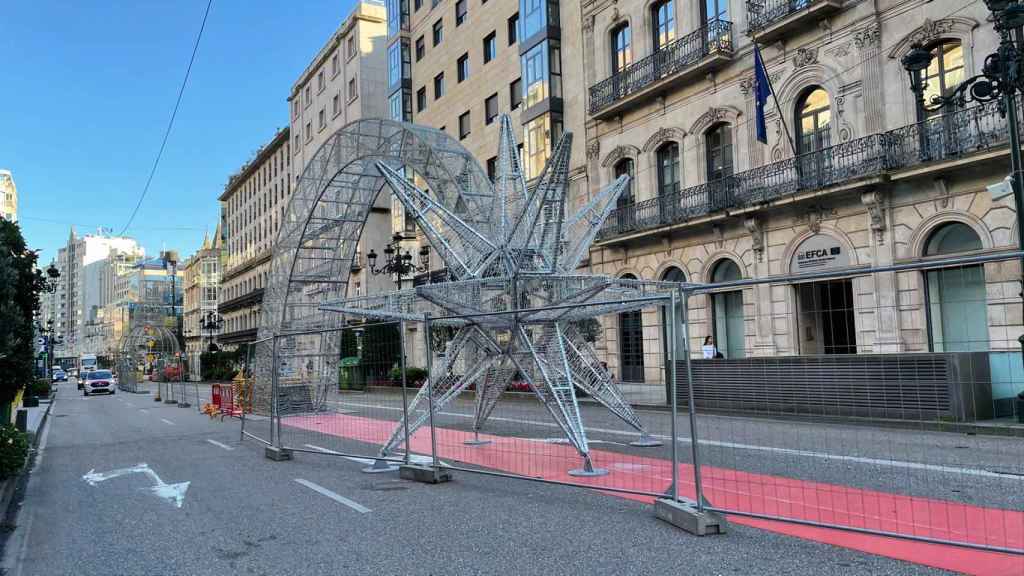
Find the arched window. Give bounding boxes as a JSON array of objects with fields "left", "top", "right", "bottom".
[
  {"left": 705, "top": 123, "right": 733, "bottom": 182},
  {"left": 610, "top": 23, "right": 632, "bottom": 74},
  {"left": 920, "top": 41, "right": 965, "bottom": 116},
  {"left": 651, "top": 0, "right": 675, "bottom": 51},
  {"left": 618, "top": 273, "right": 645, "bottom": 382},
  {"left": 661, "top": 266, "right": 686, "bottom": 283},
  {"left": 796, "top": 87, "right": 831, "bottom": 155},
  {"left": 709, "top": 259, "right": 744, "bottom": 358},
  {"left": 614, "top": 158, "right": 635, "bottom": 205},
  {"left": 923, "top": 222, "right": 986, "bottom": 352},
  {"left": 656, "top": 142, "right": 680, "bottom": 197}
]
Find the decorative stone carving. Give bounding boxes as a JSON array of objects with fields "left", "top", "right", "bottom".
[
  {"left": 861, "top": 190, "right": 886, "bottom": 244},
  {"left": 854, "top": 25, "right": 881, "bottom": 50},
  {"left": 800, "top": 205, "right": 837, "bottom": 234},
  {"left": 739, "top": 76, "right": 755, "bottom": 97},
  {"left": 641, "top": 127, "right": 686, "bottom": 153},
  {"left": 600, "top": 144, "right": 640, "bottom": 168},
  {"left": 586, "top": 140, "right": 601, "bottom": 161},
  {"left": 934, "top": 177, "right": 951, "bottom": 209},
  {"left": 834, "top": 95, "right": 845, "bottom": 117},
  {"left": 583, "top": 15, "right": 595, "bottom": 34},
  {"left": 916, "top": 18, "right": 955, "bottom": 44},
  {"left": 712, "top": 223, "right": 724, "bottom": 250},
  {"left": 688, "top": 106, "right": 741, "bottom": 136},
  {"left": 744, "top": 217, "right": 765, "bottom": 262},
  {"left": 832, "top": 43, "right": 851, "bottom": 58},
  {"left": 792, "top": 47, "right": 818, "bottom": 69}
]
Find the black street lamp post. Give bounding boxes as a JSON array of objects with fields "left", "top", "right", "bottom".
[{"left": 902, "top": 0, "right": 1024, "bottom": 360}]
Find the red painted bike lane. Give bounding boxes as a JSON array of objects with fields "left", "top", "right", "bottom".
[{"left": 283, "top": 413, "right": 1024, "bottom": 576}]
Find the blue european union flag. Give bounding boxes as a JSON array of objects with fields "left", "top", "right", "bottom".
[{"left": 754, "top": 45, "right": 771, "bottom": 144}]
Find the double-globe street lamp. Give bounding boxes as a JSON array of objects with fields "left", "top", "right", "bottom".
[
  {"left": 901, "top": 0, "right": 1024, "bottom": 361},
  {"left": 35, "top": 264, "right": 62, "bottom": 380}
]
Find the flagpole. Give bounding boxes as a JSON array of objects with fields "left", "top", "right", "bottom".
[{"left": 755, "top": 42, "right": 798, "bottom": 158}]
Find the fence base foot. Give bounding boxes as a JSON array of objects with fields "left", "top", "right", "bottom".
[
  {"left": 399, "top": 464, "right": 452, "bottom": 484},
  {"left": 463, "top": 438, "right": 492, "bottom": 446},
  {"left": 629, "top": 433, "right": 663, "bottom": 447},
  {"left": 264, "top": 446, "right": 293, "bottom": 461},
  {"left": 654, "top": 498, "right": 728, "bottom": 536},
  {"left": 568, "top": 458, "right": 608, "bottom": 477},
  {"left": 176, "top": 402, "right": 191, "bottom": 408},
  {"left": 163, "top": 399, "right": 177, "bottom": 404},
  {"left": 153, "top": 396, "right": 162, "bottom": 402},
  {"left": 361, "top": 459, "right": 400, "bottom": 474}
]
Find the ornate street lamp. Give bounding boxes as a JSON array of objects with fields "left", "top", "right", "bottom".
[
  {"left": 41, "top": 263, "right": 60, "bottom": 294},
  {"left": 199, "top": 311, "right": 224, "bottom": 353},
  {"left": 902, "top": 0, "right": 1024, "bottom": 360},
  {"left": 366, "top": 233, "right": 430, "bottom": 284}
]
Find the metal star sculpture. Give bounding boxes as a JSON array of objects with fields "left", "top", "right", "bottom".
[{"left": 321, "top": 115, "right": 675, "bottom": 476}]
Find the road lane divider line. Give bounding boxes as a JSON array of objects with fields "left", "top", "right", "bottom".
[
  {"left": 206, "top": 439, "right": 233, "bottom": 451},
  {"left": 293, "top": 479, "right": 370, "bottom": 513},
  {"left": 160, "top": 418, "right": 175, "bottom": 426}
]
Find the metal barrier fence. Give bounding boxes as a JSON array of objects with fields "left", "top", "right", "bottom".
[{"left": 245, "top": 253, "right": 1024, "bottom": 556}]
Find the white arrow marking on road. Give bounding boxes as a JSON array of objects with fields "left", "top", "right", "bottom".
[
  {"left": 294, "top": 479, "right": 370, "bottom": 513},
  {"left": 81, "top": 463, "right": 190, "bottom": 508}
]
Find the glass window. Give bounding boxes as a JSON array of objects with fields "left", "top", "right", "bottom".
[
  {"left": 459, "top": 110, "right": 471, "bottom": 139},
  {"left": 652, "top": 0, "right": 676, "bottom": 50},
  {"left": 920, "top": 41, "right": 965, "bottom": 114},
  {"left": 348, "top": 77, "right": 357, "bottom": 100},
  {"left": 456, "top": 0, "right": 467, "bottom": 26},
  {"left": 925, "top": 222, "right": 982, "bottom": 256},
  {"left": 332, "top": 94, "right": 340, "bottom": 115},
  {"left": 508, "top": 13, "right": 519, "bottom": 45},
  {"left": 415, "top": 36, "right": 425, "bottom": 61},
  {"left": 458, "top": 53, "right": 470, "bottom": 82},
  {"left": 317, "top": 71, "right": 324, "bottom": 92},
  {"left": 318, "top": 108, "right": 325, "bottom": 129},
  {"left": 706, "top": 123, "right": 733, "bottom": 181},
  {"left": 417, "top": 86, "right": 427, "bottom": 112},
  {"left": 615, "top": 159, "right": 634, "bottom": 205},
  {"left": 483, "top": 32, "right": 496, "bottom": 64},
  {"left": 704, "top": 0, "right": 728, "bottom": 24},
  {"left": 434, "top": 72, "right": 445, "bottom": 99},
  {"left": 521, "top": 0, "right": 546, "bottom": 39},
  {"left": 610, "top": 23, "right": 631, "bottom": 74},
  {"left": 523, "top": 114, "right": 552, "bottom": 179},
  {"left": 433, "top": 19, "right": 443, "bottom": 46},
  {"left": 522, "top": 42, "right": 548, "bottom": 108},
  {"left": 487, "top": 156, "right": 497, "bottom": 181},
  {"left": 388, "top": 43, "right": 402, "bottom": 88},
  {"left": 796, "top": 88, "right": 831, "bottom": 154},
  {"left": 389, "top": 92, "right": 403, "bottom": 121},
  {"left": 510, "top": 77, "right": 522, "bottom": 109},
  {"left": 415, "top": 0, "right": 421, "bottom": 10},
  {"left": 387, "top": 0, "right": 408, "bottom": 37},
  {"left": 657, "top": 143, "right": 680, "bottom": 196},
  {"left": 485, "top": 93, "right": 498, "bottom": 124},
  {"left": 348, "top": 36, "right": 356, "bottom": 58},
  {"left": 331, "top": 54, "right": 339, "bottom": 76}
]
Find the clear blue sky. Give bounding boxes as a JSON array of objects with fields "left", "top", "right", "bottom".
[{"left": 1, "top": 0, "right": 359, "bottom": 264}]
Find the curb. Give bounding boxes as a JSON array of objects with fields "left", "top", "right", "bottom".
[{"left": 0, "top": 394, "right": 53, "bottom": 527}]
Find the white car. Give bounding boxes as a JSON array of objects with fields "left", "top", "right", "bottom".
[{"left": 82, "top": 369, "right": 116, "bottom": 396}]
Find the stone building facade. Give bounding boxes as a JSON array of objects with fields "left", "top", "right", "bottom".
[
  {"left": 183, "top": 230, "right": 222, "bottom": 380},
  {"left": 577, "top": 0, "right": 1022, "bottom": 406}
]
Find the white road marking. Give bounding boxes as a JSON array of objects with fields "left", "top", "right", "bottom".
[
  {"left": 327, "top": 400, "right": 1023, "bottom": 481},
  {"left": 160, "top": 418, "right": 175, "bottom": 426},
  {"left": 206, "top": 439, "right": 234, "bottom": 451},
  {"left": 293, "top": 479, "right": 370, "bottom": 513},
  {"left": 82, "top": 463, "right": 190, "bottom": 508},
  {"left": 139, "top": 409, "right": 149, "bottom": 414}
]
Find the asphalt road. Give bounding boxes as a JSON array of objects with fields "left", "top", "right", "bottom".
[{"left": 0, "top": 383, "right": 964, "bottom": 576}]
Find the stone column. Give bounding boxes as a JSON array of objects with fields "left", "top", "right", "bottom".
[
  {"left": 862, "top": 189, "right": 903, "bottom": 352},
  {"left": 745, "top": 215, "right": 777, "bottom": 356},
  {"left": 855, "top": 23, "right": 884, "bottom": 134},
  {"left": 739, "top": 76, "right": 765, "bottom": 169}
]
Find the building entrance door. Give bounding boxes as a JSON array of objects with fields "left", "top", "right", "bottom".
[
  {"left": 619, "top": 309, "right": 645, "bottom": 382},
  {"left": 796, "top": 279, "right": 856, "bottom": 355}
]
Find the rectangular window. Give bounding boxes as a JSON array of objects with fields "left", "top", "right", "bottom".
[
  {"left": 348, "top": 77, "right": 357, "bottom": 100},
  {"left": 388, "top": 42, "right": 402, "bottom": 89},
  {"left": 520, "top": 0, "right": 547, "bottom": 39},
  {"left": 434, "top": 72, "right": 445, "bottom": 99},
  {"left": 304, "top": 85, "right": 311, "bottom": 107},
  {"left": 486, "top": 156, "right": 497, "bottom": 181},
  {"left": 483, "top": 32, "right": 496, "bottom": 64},
  {"left": 387, "top": 0, "right": 409, "bottom": 37},
  {"left": 305, "top": 122, "right": 312, "bottom": 142},
  {"left": 510, "top": 78, "right": 522, "bottom": 110},
  {"left": 318, "top": 108, "right": 325, "bottom": 130},
  {"left": 523, "top": 114, "right": 551, "bottom": 179},
  {"left": 416, "top": 86, "right": 427, "bottom": 112},
  {"left": 415, "top": 35, "right": 425, "bottom": 61},
  {"left": 333, "top": 93, "right": 340, "bottom": 116},
  {"left": 455, "top": 0, "right": 467, "bottom": 26},
  {"left": 433, "top": 19, "right": 443, "bottom": 46},
  {"left": 457, "top": 53, "right": 469, "bottom": 82},
  {"left": 389, "top": 92, "right": 403, "bottom": 121},
  {"left": 459, "top": 110, "right": 471, "bottom": 139},
  {"left": 331, "top": 53, "right": 339, "bottom": 77},
  {"left": 522, "top": 42, "right": 547, "bottom": 108},
  {"left": 508, "top": 13, "right": 519, "bottom": 45},
  {"left": 317, "top": 70, "right": 324, "bottom": 92},
  {"left": 485, "top": 93, "right": 498, "bottom": 124},
  {"left": 292, "top": 100, "right": 299, "bottom": 119},
  {"left": 347, "top": 36, "right": 356, "bottom": 59},
  {"left": 414, "top": 0, "right": 422, "bottom": 10}
]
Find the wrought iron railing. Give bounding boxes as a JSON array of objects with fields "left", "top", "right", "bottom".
[
  {"left": 598, "top": 101, "right": 1011, "bottom": 240},
  {"left": 588, "top": 20, "right": 733, "bottom": 115},
  {"left": 748, "top": 0, "right": 822, "bottom": 33}
]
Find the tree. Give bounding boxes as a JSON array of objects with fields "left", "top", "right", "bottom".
[{"left": 0, "top": 220, "right": 44, "bottom": 405}]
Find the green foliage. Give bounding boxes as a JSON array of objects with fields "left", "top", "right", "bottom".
[
  {"left": 0, "top": 425, "right": 28, "bottom": 481},
  {"left": 388, "top": 366, "right": 428, "bottom": 387},
  {"left": 571, "top": 318, "right": 602, "bottom": 343},
  {"left": 28, "top": 378, "right": 51, "bottom": 398},
  {"left": 0, "top": 220, "right": 44, "bottom": 403}
]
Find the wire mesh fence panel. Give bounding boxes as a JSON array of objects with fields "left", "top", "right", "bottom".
[
  {"left": 241, "top": 338, "right": 275, "bottom": 445},
  {"left": 682, "top": 252, "right": 1024, "bottom": 554},
  {"left": 269, "top": 322, "right": 414, "bottom": 466}
]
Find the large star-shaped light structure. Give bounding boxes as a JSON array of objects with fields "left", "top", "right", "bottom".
[{"left": 321, "top": 115, "right": 676, "bottom": 476}]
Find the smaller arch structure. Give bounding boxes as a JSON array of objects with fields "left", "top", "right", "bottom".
[{"left": 117, "top": 320, "right": 181, "bottom": 394}]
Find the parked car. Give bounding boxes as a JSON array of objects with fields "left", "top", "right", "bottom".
[
  {"left": 51, "top": 370, "right": 66, "bottom": 382},
  {"left": 82, "top": 370, "right": 115, "bottom": 396}
]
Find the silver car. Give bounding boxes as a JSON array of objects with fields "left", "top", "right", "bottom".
[{"left": 83, "top": 369, "right": 116, "bottom": 396}]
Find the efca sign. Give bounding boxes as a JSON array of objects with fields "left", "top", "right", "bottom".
[{"left": 790, "top": 233, "right": 850, "bottom": 273}]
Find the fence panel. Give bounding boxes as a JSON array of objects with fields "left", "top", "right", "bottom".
[{"left": 682, "top": 253, "right": 1024, "bottom": 553}]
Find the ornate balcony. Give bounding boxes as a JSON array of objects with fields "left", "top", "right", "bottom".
[
  {"left": 597, "top": 102, "right": 1013, "bottom": 242},
  {"left": 589, "top": 20, "right": 734, "bottom": 120},
  {"left": 747, "top": 0, "right": 842, "bottom": 43}
]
